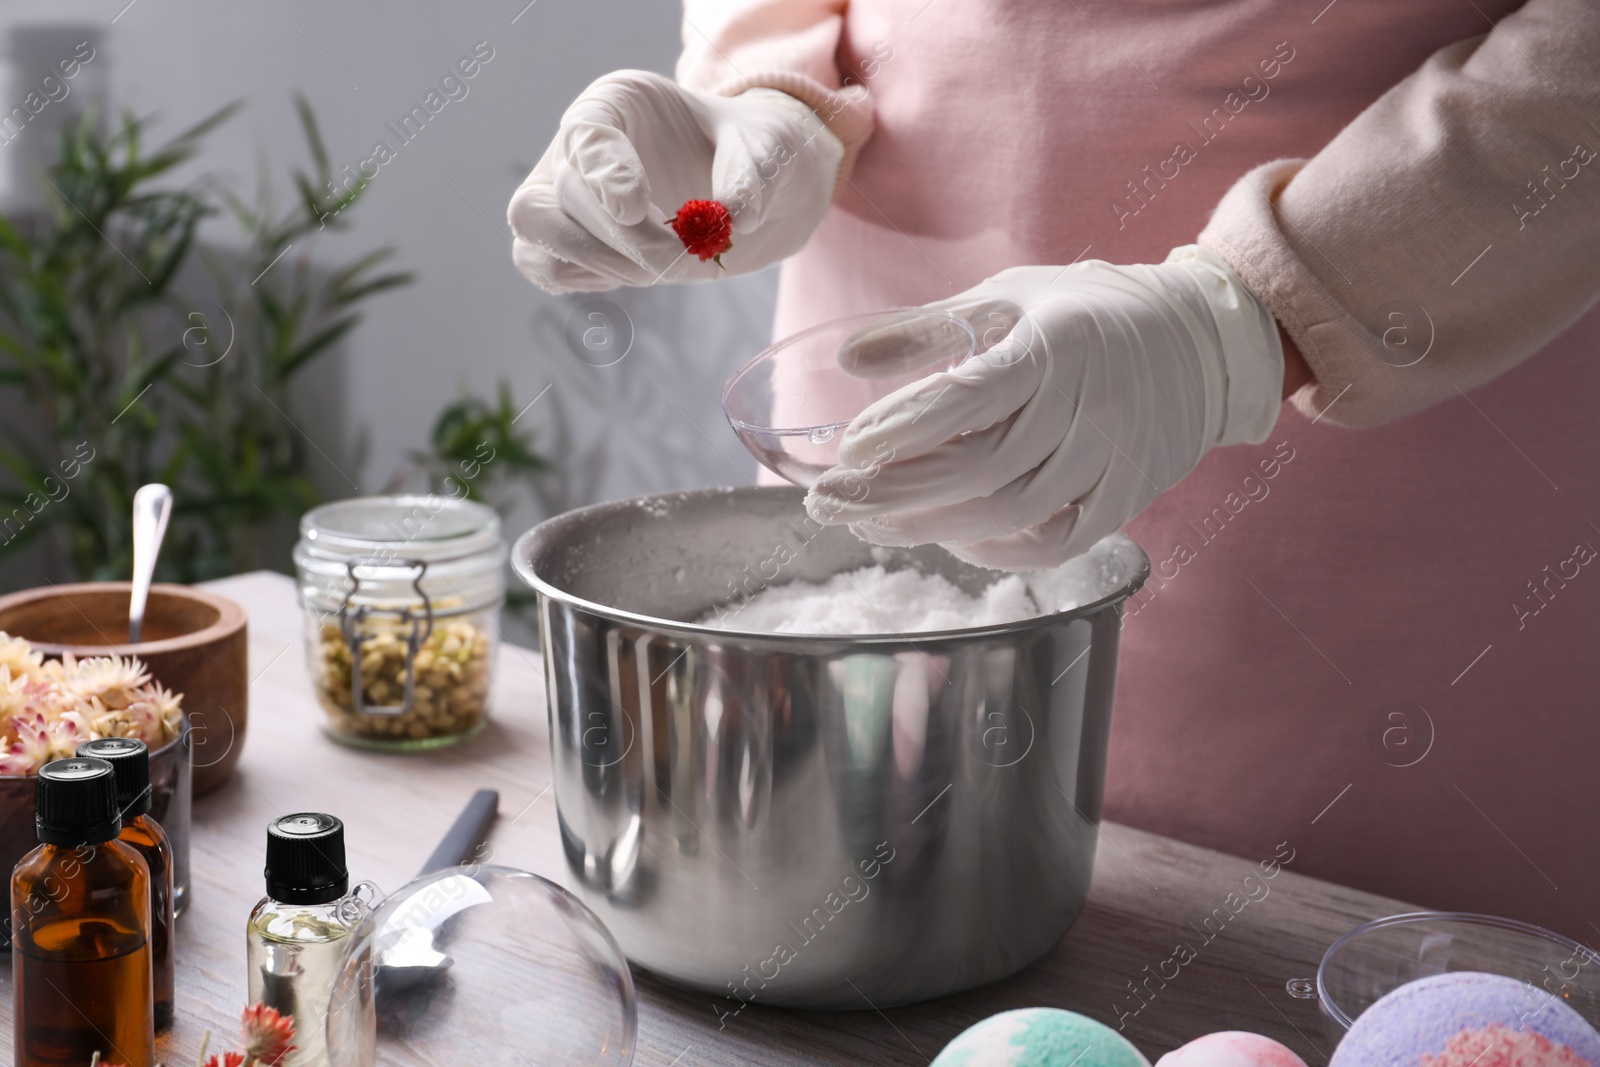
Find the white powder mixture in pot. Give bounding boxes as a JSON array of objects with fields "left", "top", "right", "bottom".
[{"left": 697, "top": 564, "right": 1043, "bottom": 635}]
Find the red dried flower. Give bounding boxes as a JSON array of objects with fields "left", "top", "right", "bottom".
[
  {"left": 201, "top": 1054, "right": 244, "bottom": 1067},
  {"left": 668, "top": 199, "right": 733, "bottom": 267},
  {"left": 240, "top": 1003, "right": 297, "bottom": 1066}
]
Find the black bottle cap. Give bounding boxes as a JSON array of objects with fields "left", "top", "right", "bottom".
[
  {"left": 76, "top": 737, "right": 153, "bottom": 819},
  {"left": 265, "top": 813, "right": 349, "bottom": 905},
  {"left": 35, "top": 757, "right": 122, "bottom": 846}
]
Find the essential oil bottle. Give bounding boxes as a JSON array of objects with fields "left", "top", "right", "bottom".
[
  {"left": 248, "top": 813, "right": 357, "bottom": 1067},
  {"left": 78, "top": 737, "right": 176, "bottom": 1030},
  {"left": 11, "top": 756, "right": 155, "bottom": 1067}
]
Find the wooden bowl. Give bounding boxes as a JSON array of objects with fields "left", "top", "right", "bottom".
[{"left": 0, "top": 582, "right": 248, "bottom": 796}]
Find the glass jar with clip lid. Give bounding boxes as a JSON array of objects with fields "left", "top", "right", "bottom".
[{"left": 293, "top": 495, "right": 505, "bottom": 750}]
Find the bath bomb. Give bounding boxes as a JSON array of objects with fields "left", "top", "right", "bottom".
[
  {"left": 1156, "top": 1031, "right": 1308, "bottom": 1067},
  {"left": 931, "top": 1008, "right": 1151, "bottom": 1067},
  {"left": 1329, "top": 971, "right": 1600, "bottom": 1067}
]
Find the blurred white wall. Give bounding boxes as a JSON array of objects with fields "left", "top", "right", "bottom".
[{"left": 0, "top": 0, "right": 768, "bottom": 562}]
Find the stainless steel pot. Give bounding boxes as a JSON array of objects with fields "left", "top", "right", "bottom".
[{"left": 512, "top": 487, "right": 1148, "bottom": 1010}]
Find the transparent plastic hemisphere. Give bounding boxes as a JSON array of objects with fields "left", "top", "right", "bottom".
[
  {"left": 324, "top": 866, "right": 637, "bottom": 1067},
  {"left": 722, "top": 308, "right": 977, "bottom": 487},
  {"left": 1310, "top": 911, "right": 1600, "bottom": 1046}
]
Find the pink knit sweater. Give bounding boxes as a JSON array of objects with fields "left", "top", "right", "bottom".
[{"left": 678, "top": 0, "right": 1600, "bottom": 938}]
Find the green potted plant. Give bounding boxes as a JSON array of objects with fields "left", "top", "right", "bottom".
[{"left": 0, "top": 98, "right": 411, "bottom": 582}]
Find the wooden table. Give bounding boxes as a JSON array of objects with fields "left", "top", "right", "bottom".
[{"left": 3, "top": 572, "right": 1411, "bottom": 1066}]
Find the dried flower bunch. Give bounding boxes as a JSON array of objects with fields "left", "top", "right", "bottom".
[
  {"left": 97, "top": 1002, "right": 296, "bottom": 1067},
  {"left": 0, "top": 633, "right": 183, "bottom": 776}
]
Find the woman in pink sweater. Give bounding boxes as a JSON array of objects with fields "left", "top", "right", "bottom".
[{"left": 509, "top": 0, "right": 1600, "bottom": 941}]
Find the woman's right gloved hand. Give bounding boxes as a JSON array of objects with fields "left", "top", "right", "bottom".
[{"left": 507, "top": 70, "right": 843, "bottom": 294}]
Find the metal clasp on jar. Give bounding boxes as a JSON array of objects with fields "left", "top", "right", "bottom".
[{"left": 338, "top": 559, "right": 434, "bottom": 717}]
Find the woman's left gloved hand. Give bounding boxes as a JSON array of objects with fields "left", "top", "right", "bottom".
[{"left": 804, "top": 246, "right": 1286, "bottom": 570}]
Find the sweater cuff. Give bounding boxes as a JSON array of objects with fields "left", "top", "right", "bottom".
[
  {"left": 1199, "top": 159, "right": 1423, "bottom": 428},
  {"left": 698, "top": 69, "right": 875, "bottom": 192},
  {"left": 1165, "top": 245, "right": 1285, "bottom": 448}
]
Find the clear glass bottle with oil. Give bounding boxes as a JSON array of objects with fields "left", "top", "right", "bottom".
[
  {"left": 78, "top": 737, "right": 176, "bottom": 1031},
  {"left": 10, "top": 756, "right": 155, "bottom": 1067},
  {"left": 248, "top": 813, "right": 360, "bottom": 1067}
]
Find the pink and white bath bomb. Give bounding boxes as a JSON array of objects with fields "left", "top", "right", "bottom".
[
  {"left": 1156, "top": 1032, "right": 1309, "bottom": 1067},
  {"left": 1328, "top": 971, "right": 1600, "bottom": 1067}
]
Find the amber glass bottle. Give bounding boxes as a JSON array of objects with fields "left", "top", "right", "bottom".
[
  {"left": 79, "top": 737, "right": 176, "bottom": 1030},
  {"left": 10, "top": 756, "right": 155, "bottom": 1067}
]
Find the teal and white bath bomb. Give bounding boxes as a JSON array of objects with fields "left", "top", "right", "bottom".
[{"left": 932, "top": 1008, "right": 1152, "bottom": 1067}]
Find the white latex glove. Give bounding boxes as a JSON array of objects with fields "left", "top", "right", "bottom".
[
  {"left": 507, "top": 70, "right": 843, "bottom": 294},
  {"left": 804, "top": 247, "right": 1285, "bottom": 570}
]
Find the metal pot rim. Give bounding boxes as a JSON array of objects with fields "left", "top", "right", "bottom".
[{"left": 513, "top": 487, "right": 1150, "bottom": 644}]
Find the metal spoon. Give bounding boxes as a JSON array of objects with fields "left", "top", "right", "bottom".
[
  {"left": 128, "top": 484, "right": 173, "bottom": 644},
  {"left": 376, "top": 788, "right": 499, "bottom": 995}
]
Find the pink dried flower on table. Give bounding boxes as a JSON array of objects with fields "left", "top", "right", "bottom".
[
  {"left": 240, "top": 1002, "right": 298, "bottom": 1066},
  {"left": 163, "top": 1003, "right": 294, "bottom": 1067}
]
